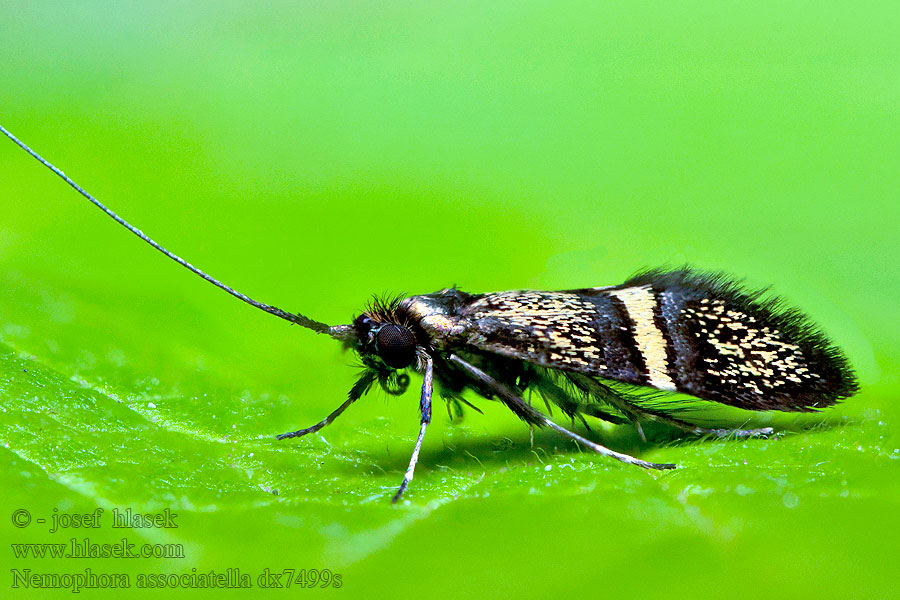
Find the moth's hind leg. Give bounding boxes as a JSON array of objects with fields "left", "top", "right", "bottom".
[
  {"left": 685, "top": 425, "right": 776, "bottom": 439},
  {"left": 567, "top": 373, "right": 774, "bottom": 440},
  {"left": 639, "top": 411, "right": 776, "bottom": 441},
  {"left": 449, "top": 355, "right": 675, "bottom": 471}
]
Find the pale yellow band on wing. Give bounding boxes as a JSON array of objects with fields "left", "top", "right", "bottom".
[{"left": 609, "top": 286, "right": 677, "bottom": 391}]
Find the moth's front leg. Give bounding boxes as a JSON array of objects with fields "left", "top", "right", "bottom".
[
  {"left": 391, "top": 354, "right": 434, "bottom": 503},
  {"left": 448, "top": 354, "right": 675, "bottom": 471},
  {"left": 276, "top": 370, "right": 377, "bottom": 440}
]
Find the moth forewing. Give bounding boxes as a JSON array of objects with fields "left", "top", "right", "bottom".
[{"left": 442, "top": 271, "right": 857, "bottom": 413}]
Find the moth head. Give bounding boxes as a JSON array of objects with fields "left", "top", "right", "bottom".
[{"left": 353, "top": 314, "right": 418, "bottom": 369}]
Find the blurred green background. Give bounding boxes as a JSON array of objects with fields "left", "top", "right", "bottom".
[{"left": 2, "top": 1, "right": 898, "bottom": 598}]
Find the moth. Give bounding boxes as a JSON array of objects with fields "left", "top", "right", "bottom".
[{"left": 2, "top": 125, "right": 859, "bottom": 502}]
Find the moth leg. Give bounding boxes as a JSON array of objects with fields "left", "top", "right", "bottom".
[
  {"left": 452, "top": 394, "right": 484, "bottom": 415},
  {"left": 568, "top": 374, "right": 773, "bottom": 439},
  {"left": 689, "top": 425, "right": 776, "bottom": 439},
  {"left": 578, "top": 405, "right": 629, "bottom": 427},
  {"left": 634, "top": 406, "right": 775, "bottom": 439},
  {"left": 392, "top": 354, "right": 434, "bottom": 503},
  {"left": 445, "top": 399, "right": 456, "bottom": 421},
  {"left": 633, "top": 420, "right": 647, "bottom": 443},
  {"left": 276, "top": 370, "right": 377, "bottom": 440},
  {"left": 448, "top": 355, "right": 675, "bottom": 471}
]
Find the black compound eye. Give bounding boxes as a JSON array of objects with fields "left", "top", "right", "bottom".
[{"left": 376, "top": 324, "right": 417, "bottom": 369}]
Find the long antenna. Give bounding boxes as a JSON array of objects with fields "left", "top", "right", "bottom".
[{"left": 1, "top": 123, "right": 336, "bottom": 335}]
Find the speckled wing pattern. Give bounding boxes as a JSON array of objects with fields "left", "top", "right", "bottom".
[{"left": 458, "top": 269, "right": 857, "bottom": 411}]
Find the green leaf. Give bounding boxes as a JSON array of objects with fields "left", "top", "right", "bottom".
[{"left": 2, "top": 2, "right": 899, "bottom": 599}]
